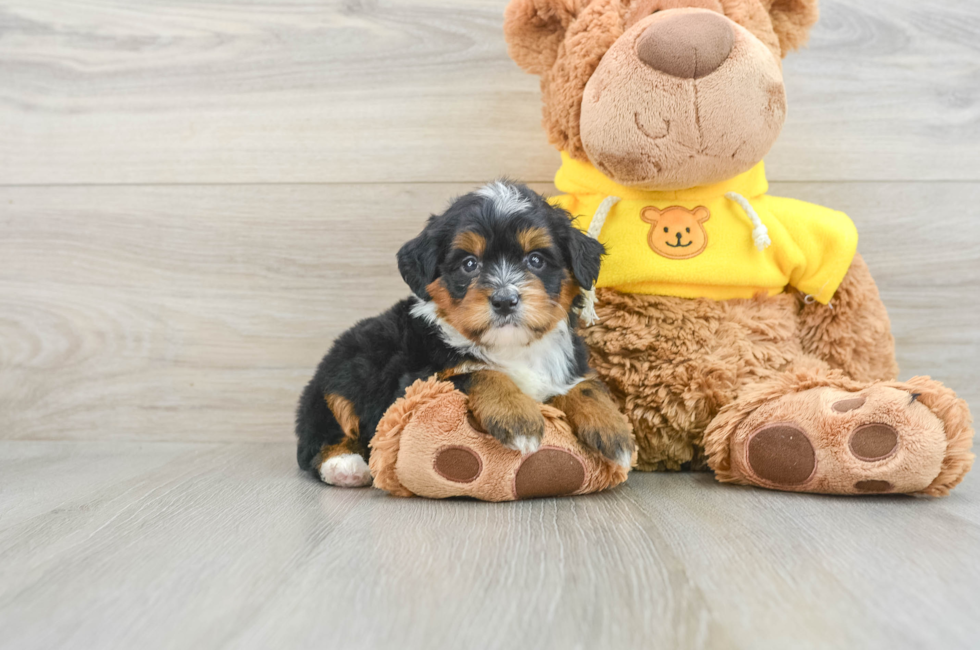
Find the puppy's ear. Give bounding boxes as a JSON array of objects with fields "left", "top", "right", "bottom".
[
  {"left": 504, "top": 0, "right": 582, "bottom": 75},
  {"left": 565, "top": 225, "right": 605, "bottom": 290},
  {"left": 397, "top": 220, "right": 443, "bottom": 300}
]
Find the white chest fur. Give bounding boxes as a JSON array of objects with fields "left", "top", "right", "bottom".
[
  {"left": 410, "top": 300, "right": 581, "bottom": 402},
  {"left": 478, "top": 323, "right": 581, "bottom": 401}
]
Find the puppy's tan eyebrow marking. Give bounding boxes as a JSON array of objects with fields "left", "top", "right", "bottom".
[
  {"left": 453, "top": 231, "right": 486, "bottom": 256},
  {"left": 517, "top": 227, "right": 553, "bottom": 253}
]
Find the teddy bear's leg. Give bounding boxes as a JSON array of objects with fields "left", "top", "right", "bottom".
[
  {"left": 580, "top": 289, "right": 804, "bottom": 471},
  {"left": 703, "top": 364, "right": 974, "bottom": 496},
  {"left": 798, "top": 253, "right": 899, "bottom": 383},
  {"left": 370, "top": 379, "right": 630, "bottom": 501}
]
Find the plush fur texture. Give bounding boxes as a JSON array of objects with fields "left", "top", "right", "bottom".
[
  {"left": 369, "top": 377, "right": 633, "bottom": 501},
  {"left": 296, "top": 182, "right": 633, "bottom": 486},
  {"left": 504, "top": 0, "right": 974, "bottom": 494},
  {"left": 796, "top": 253, "right": 899, "bottom": 383}
]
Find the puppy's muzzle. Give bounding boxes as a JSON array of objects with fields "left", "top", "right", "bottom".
[{"left": 490, "top": 288, "right": 521, "bottom": 316}]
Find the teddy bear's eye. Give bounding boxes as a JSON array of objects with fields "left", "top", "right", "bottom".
[
  {"left": 686, "top": 227, "right": 690, "bottom": 233},
  {"left": 663, "top": 227, "right": 669, "bottom": 233}
]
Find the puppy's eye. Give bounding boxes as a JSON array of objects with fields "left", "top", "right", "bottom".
[
  {"left": 461, "top": 256, "right": 480, "bottom": 274},
  {"left": 526, "top": 253, "right": 545, "bottom": 270}
]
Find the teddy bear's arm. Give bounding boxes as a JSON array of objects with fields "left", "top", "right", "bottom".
[{"left": 797, "top": 252, "right": 899, "bottom": 383}]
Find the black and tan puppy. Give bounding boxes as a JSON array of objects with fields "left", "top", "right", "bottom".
[{"left": 296, "top": 182, "right": 633, "bottom": 486}]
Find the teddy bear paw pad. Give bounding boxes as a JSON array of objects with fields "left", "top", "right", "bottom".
[
  {"left": 854, "top": 480, "right": 893, "bottom": 493},
  {"left": 514, "top": 448, "right": 586, "bottom": 499},
  {"left": 433, "top": 446, "right": 482, "bottom": 483},
  {"left": 746, "top": 424, "right": 816, "bottom": 487},
  {"left": 849, "top": 424, "right": 898, "bottom": 461},
  {"left": 832, "top": 397, "right": 866, "bottom": 412}
]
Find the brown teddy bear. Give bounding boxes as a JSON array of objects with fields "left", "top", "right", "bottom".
[{"left": 501, "top": 0, "right": 975, "bottom": 495}]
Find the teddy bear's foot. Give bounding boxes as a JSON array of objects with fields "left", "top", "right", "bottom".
[
  {"left": 705, "top": 373, "right": 974, "bottom": 496},
  {"left": 730, "top": 385, "right": 945, "bottom": 495},
  {"left": 370, "top": 378, "right": 631, "bottom": 501},
  {"left": 431, "top": 442, "right": 589, "bottom": 500}
]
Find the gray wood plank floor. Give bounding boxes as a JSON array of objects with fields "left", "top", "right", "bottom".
[
  {"left": 1, "top": 441, "right": 978, "bottom": 650},
  {"left": 1, "top": 0, "right": 978, "bottom": 648}
]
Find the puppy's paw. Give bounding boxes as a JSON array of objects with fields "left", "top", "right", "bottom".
[
  {"left": 469, "top": 400, "right": 545, "bottom": 454},
  {"left": 564, "top": 397, "right": 634, "bottom": 467},
  {"left": 508, "top": 429, "right": 545, "bottom": 455},
  {"left": 574, "top": 420, "right": 635, "bottom": 468},
  {"left": 475, "top": 407, "right": 546, "bottom": 455},
  {"left": 467, "top": 371, "right": 546, "bottom": 455},
  {"left": 552, "top": 379, "right": 635, "bottom": 468},
  {"left": 319, "top": 453, "right": 373, "bottom": 487}
]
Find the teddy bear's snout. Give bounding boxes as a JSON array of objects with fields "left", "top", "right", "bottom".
[{"left": 636, "top": 10, "right": 734, "bottom": 80}]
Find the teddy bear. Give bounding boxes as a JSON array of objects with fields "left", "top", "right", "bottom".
[{"left": 497, "top": 0, "right": 975, "bottom": 495}]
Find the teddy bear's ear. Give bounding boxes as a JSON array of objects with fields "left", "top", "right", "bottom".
[
  {"left": 768, "top": 0, "right": 820, "bottom": 56},
  {"left": 694, "top": 206, "right": 710, "bottom": 223},
  {"left": 504, "top": 0, "right": 584, "bottom": 75}
]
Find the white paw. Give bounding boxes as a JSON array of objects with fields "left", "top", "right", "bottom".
[
  {"left": 614, "top": 449, "right": 633, "bottom": 470},
  {"left": 318, "top": 454, "right": 372, "bottom": 488},
  {"left": 509, "top": 435, "right": 542, "bottom": 455}
]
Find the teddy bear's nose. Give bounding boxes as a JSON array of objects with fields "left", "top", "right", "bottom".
[{"left": 636, "top": 11, "right": 735, "bottom": 79}]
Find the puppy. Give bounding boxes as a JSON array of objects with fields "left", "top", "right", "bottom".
[{"left": 296, "top": 181, "right": 633, "bottom": 487}]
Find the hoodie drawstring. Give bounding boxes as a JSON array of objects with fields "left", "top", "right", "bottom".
[
  {"left": 579, "top": 196, "right": 621, "bottom": 325},
  {"left": 726, "top": 192, "right": 771, "bottom": 251}
]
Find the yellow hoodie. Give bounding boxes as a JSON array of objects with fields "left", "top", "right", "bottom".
[{"left": 551, "top": 153, "right": 858, "bottom": 304}]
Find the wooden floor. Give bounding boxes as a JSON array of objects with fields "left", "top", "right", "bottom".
[
  {"left": 1, "top": 441, "right": 978, "bottom": 650},
  {"left": 1, "top": 1, "right": 978, "bottom": 648}
]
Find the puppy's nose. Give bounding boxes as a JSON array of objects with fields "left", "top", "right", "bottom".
[
  {"left": 636, "top": 11, "right": 735, "bottom": 79},
  {"left": 491, "top": 289, "right": 521, "bottom": 315}
]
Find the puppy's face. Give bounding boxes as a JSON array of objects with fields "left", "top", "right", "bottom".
[{"left": 399, "top": 182, "right": 605, "bottom": 349}]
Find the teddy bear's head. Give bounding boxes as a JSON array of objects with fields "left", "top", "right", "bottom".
[{"left": 504, "top": 0, "right": 818, "bottom": 190}]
